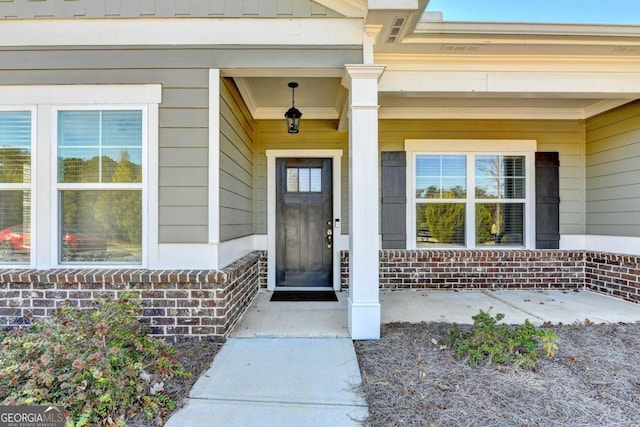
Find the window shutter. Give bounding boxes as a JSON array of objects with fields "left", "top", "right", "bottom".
[
  {"left": 535, "top": 152, "right": 560, "bottom": 249},
  {"left": 381, "top": 151, "right": 406, "bottom": 249}
]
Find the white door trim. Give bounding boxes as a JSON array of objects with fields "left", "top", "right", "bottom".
[{"left": 266, "top": 149, "right": 343, "bottom": 291}]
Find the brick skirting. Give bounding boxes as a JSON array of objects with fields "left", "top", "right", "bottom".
[
  {"left": 585, "top": 252, "right": 640, "bottom": 303},
  {"left": 0, "top": 251, "right": 267, "bottom": 342},
  {"left": 2, "top": 249, "right": 638, "bottom": 340},
  {"left": 341, "top": 250, "right": 640, "bottom": 304}
]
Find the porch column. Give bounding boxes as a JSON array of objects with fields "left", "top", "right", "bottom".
[{"left": 344, "top": 64, "right": 386, "bottom": 339}]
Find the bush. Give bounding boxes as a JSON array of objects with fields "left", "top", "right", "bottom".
[
  {"left": 448, "top": 308, "right": 558, "bottom": 370},
  {"left": 0, "top": 295, "right": 190, "bottom": 426}
]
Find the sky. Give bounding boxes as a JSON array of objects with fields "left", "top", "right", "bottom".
[{"left": 426, "top": 0, "right": 640, "bottom": 25}]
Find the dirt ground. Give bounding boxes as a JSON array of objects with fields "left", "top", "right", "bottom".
[{"left": 354, "top": 321, "right": 640, "bottom": 427}]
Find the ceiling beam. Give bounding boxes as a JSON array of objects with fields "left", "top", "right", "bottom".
[{"left": 380, "top": 70, "right": 640, "bottom": 96}]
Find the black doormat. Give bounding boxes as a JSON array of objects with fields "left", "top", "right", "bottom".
[{"left": 270, "top": 290, "right": 338, "bottom": 302}]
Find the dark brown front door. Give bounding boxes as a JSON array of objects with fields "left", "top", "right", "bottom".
[{"left": 276, "top": 158, "right": 333, "bottom": 287}]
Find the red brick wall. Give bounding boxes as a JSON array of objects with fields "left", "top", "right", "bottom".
[
  {"left": 341, "top": 250, "right": 639, "bottom": 304},
  {"left": 0, "top": 251, "right": 266, "bottom": 342},
  {"left": 585, "top": 252, "right": 640, "bottom": 304}
]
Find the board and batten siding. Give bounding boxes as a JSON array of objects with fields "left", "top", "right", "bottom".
[
  {"left": 0, "top": 0, "right": 341, "bottom": 19},
  {"left": 379, "top": 119, "right": 586, "bottom": 236},
  {"left": 0, "top": 64, "right": 210, "bottom": 244},
  {"left": 219, "top": 78, "right": 255, "bottom": 242},
  {"left": 254, "top": 120, "right": 349, "bottom": 235},
  {"left": 586, "top": 101, "right": 640, "bottom": 237}
]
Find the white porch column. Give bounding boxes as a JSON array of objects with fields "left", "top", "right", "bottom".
[{"left": 344, "top": 64, "right": 386, "bottom": 339}]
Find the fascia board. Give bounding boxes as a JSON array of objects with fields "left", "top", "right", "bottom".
[{"left": 0, "top": 18, "right": 364, "bottom": 48}]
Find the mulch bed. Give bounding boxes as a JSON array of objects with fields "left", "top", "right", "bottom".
[
  {"left": 354, "top": 322, "right": 640, "bottom": 427},
  {"left": 129, "top": 340, "right": 222, "bottom": 427}
]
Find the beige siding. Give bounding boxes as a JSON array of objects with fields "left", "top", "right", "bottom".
[
  {"left": 254, "top": 120, "right": 349, "bottom": 235},
  {"left": 0, "top": 0, "right": 341, "bottom": 19},
  {"left": 219, "top": 78, "right": 255, "bottom": 242},
  {"left": 586, "top": 101, "right": 640, "bottom": 237},
  {"left": 0, "top": 66, "right": 210, "bottom": 244},
  {"left": 379, "top": 119, "right": 586, "bottom": 235}
]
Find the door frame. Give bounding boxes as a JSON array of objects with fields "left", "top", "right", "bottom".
[{"left": 266, "top": 149, "right": 343, "bottom": 291}]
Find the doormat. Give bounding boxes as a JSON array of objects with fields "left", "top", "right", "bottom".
[{"left": 270, "top": 290, "right": 338, "bottom": 302}]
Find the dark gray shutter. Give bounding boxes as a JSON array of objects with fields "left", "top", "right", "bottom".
[
  {"left": 535, "top": 152, "right": 560, "bottom": 249},
  {"left": 381, "top": 151, "right": 406, "bottom": 249}
]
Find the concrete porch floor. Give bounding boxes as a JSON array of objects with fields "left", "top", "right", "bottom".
[{"left": 231, "top": 289, "right": 640, "bottom": 338}]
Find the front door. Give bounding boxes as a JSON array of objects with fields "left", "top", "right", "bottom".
[{"left": 276, "top": 158, "right": 333, "bottom": 287}]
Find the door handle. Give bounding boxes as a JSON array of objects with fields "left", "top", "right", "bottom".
[{"left": 327, "top": 228, "right": 333, "bottom": 248}]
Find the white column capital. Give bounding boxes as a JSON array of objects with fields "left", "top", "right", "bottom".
[
  {"left": 363, "top": 25, "right": 384, "bottom": 65},
  {"left": 342, "top": 64, "right": 386, "bottom": 88}
]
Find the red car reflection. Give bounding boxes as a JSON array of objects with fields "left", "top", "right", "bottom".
[
  {"left": 0, "top": 225, "right": 106, "bottom": 253},
  {"left": 62, "top": 229, "right": 107, "bottom": 252},
  {"left": 0, "top": 225, "right": 30, "bottom": 252}
]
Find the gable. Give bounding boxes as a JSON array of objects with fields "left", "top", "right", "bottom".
[{"left": 0, "top": 0, "right": 343, "bottom": 19}]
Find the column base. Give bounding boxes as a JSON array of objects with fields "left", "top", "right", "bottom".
[{"left": 348, "top": 296, "right": 381, "bottom": 340}]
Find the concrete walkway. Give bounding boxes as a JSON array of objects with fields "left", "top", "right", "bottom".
[
  {"left": 166, "top": 289, "right": 640, "bottom": 427},
  {"left": 165, "top": 337, "right": 367, "bottom": 427}
]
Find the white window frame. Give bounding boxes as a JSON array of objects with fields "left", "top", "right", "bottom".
[
  {"left": 0, "top": 84, "right": 161, "bottom": 269},
  {"left": 52, "top": 106, "right": 148, "bottom": 266},
  {"left": 0, "top": 107, "right": 37, "bottom": 265},
  {"left": 405, "top": 139, "right": 537, "bottom": 250}
]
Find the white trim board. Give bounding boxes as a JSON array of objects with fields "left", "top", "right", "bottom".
[
  {"left": 208, "top": 69, "right": 221, "bottom": 244},
  {"left": 0, "top": 18, "right": 364, "bottom": 47},
  {"left": 266, "top": 149, "right": 343, "bottom": 291},
  {"left": 561, "top": 234, "right": 640, "bottom": 256}
]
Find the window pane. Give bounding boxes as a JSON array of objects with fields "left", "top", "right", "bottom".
[
  {"left": 287, "top": 168, "right": 298, "bottom": 192},
  {"left": 416, "top": 155, "right": 466, "bottom": 199},
  {"left": 60, "top": 190, "right": 141, "bottom": 263},
  {"left": 57, "top": 111, "right": 100, "bottom": 147},
  {"left": 58, "top": 111, "right": 143, "bottom": 183},
  {"left": 310, "top": 168, "right": 322, "bottom": 192},
  {"left": 476, "top": 203, "right": 524, "bottom": 246},
  {"left": 0, "top": 191, "right": 30, "bottom": 263},
  {"left": 299, "top": 168, "right": 310, "bottom": 192},
  {"left": 0, "top": 111, "right": 31, "bottom": 184},
  {"left": 475, "top": 155, "right": 525, "bottom": 199},
  {"left": 101, "top": 111, "right": 143, "bottom": 147},
  {"left": 416, "top": 203, "right": 465, "bottom": 247}
]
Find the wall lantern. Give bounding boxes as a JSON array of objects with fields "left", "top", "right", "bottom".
[{"left": 284, "top": 82, "right": 302, "bottom": 134}]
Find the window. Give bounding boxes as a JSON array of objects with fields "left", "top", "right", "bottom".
[
  {"left": 56, "top": 110, "right": 144, "bottom": 264},
  {"left": 286, "top": 167, "right": 322, "bottom": 192},
  {"left": 408, "top": 140, "right": 535, "bottom": 249},
  {"left": 0, "top": 111, "right": 32, "bottom": 264},
  {"left": 0, "top": 84, "right": 159, "bottom": 268}
]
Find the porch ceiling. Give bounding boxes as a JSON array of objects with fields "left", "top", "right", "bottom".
[{"left": 230, "top": 74, "right": 635, "bottom": 122}]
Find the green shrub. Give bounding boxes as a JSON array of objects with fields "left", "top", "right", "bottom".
[
  {"left": 448, "top": 308, "right": 558, "bottom": 370},
  {"left": 0, "top": 295, "right": 190, "bottom": 426}
]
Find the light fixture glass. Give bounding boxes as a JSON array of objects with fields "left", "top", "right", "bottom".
[{"left": 284, "top": 82, "right": 302, "bottom": 134}]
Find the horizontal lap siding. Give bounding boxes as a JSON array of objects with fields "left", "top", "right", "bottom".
[
  {"left": 586, "top": 101, "right": 640, "bottom": 237},
  {"left": 0, "top": 0, "right": 341, "bottom": 19},
  {"left": 219, "top": 78, "right": 255, "bottom": 242},
  {"left": 253, "top": 120, "right": 349, "bottom": 235},
  {"left": 0, "top": 62, "right": 210, "bottom": 244},
  {"left": 379, "top": 119, "right": 586, "bottom": 235}
]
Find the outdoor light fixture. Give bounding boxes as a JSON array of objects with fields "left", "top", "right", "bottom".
[{"left": 284, "top": 82, "right": 302, "bottom": 134}]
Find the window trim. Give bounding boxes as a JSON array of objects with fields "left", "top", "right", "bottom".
[
  {"left": 0, "top": 107, "right": 37, "bottom": 265},
  {"left": 52, "top": 105, "right": 148, "bottom": 267},
  {"left": 405, "top": 139, "right": 537, "bottom": 250}
]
